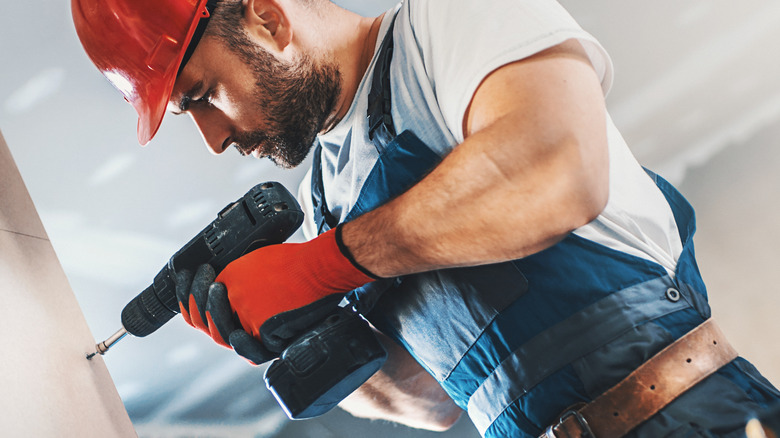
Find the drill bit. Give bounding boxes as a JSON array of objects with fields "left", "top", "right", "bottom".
[{"left": 86, "top": 327, "right": 128, "bottom": 360}]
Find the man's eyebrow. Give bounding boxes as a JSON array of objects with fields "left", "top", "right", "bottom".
[{"left": 171, "top": 80, "right": 204, "bottom": 115}]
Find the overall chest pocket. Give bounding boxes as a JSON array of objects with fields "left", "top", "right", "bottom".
[{"left": 369, "top": 263, "right": 529, "bottom": 381}]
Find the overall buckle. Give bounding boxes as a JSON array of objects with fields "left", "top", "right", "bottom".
[{"left": 541, "top": 408, "right": 596, "bottom": 438}]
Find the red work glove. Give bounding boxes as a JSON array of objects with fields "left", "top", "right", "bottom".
[
  {"left": 175, "top": 263, "right": 351, "bottom": 364},
  {"left": 217, "top": 226, "right": 377, "bottom": 341},
  {"left": 175, "top": 264, "right": 234, "bottom": 348}
]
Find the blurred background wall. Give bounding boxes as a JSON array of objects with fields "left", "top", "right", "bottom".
[{"left": 1, "top": 0, "right": 778, "bottom": 436}]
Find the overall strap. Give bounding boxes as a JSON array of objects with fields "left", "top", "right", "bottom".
[
  {"left": 311, "top": 13, "right": 398, "bottom": 234},
  {"left": 311, "top": 140, "right": 338, "bottom": 235},
  {"left": 367, "top": 16, "right": 397, "bottom": 146}
]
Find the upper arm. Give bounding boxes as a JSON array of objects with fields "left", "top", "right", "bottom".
[{"left": 461, "top": 39, "right": 611, "bottom": 216}]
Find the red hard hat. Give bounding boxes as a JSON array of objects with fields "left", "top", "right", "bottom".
[{"left": 72, "top": 0, "right": 214, "bottom": 145}]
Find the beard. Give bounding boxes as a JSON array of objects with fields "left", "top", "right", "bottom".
[{"left": 230, "top": 41, "right": 342, "bottom": 169}]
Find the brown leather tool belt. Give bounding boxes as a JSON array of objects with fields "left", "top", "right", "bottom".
[{"left": 540, "top": 319, "right": 738, "bottom": 438}]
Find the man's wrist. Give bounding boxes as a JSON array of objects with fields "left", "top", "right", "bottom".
[{"left": 335, "top": 224, "right": 382, "bottom": 280}]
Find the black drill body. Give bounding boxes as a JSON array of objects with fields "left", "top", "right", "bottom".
[
  {"left": 120, "top": 182, "right": 304, "bottom": 336},
  {"left": 116, "top": 181, "right": 387, "bottom": 419}
]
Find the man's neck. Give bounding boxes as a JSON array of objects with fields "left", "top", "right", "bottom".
[{"left": 319, "top": 6, "right": 386, "bottom": 133}]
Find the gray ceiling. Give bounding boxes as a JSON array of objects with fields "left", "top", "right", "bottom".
[{"left": 2, "top": 0, "right": 779, "bottom": 437}]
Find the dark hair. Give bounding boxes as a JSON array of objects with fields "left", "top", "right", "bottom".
[
  {"left": 206, "top": 0, "right": 323, "bottom": 52},
  {"left": 204, "top": 0, "right": 248, "bottom": 55}
]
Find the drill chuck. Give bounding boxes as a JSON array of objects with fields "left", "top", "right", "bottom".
[{"left": 121, "top": 269, "right": 178, "bottom": 337}]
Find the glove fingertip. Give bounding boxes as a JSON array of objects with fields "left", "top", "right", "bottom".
[
  {"left": 259, "top": 294, "right": 344, "bottom": 353},
  {"left": 229, "top": 330, "right": 274, "bottom": 365},
  {"left": 208, "top": 282, "right": 229, "bottom": 307},
  {"left": 197, "top": 263, "right": 216, "bottom": 279},
  {"left": 206, "top": 311, "right": 230, "bottom": 349},
  {"left": 179, "top": 303, "right": 193, "bottom": 327},
  {"left": 188, "top": 295, "right": 207, "bottom": 330},
  {"left": 174, "top": 269, "right": 194, "bottom": 307},
  {"left": 175, "top": 268, "right": 193, "bottom": 283},
  {"left": 190, "top": 268, "right": 212, "bottom": 325},
  {"left": 207, "top": 282, "right": 239, "bottom": 337}
]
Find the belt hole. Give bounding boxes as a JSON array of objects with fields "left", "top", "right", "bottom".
[
  {"left": 686, "top": 358, "right": 692, "bottom": 363},
  {"left": 650, "top": 385, "right": 656, "bottom": 390},
  {"left": 613, "top": 412, "right": 619, "bottom": 417},
  {"left": 713, "top": 340, "right": 718, "bottom": 345}
]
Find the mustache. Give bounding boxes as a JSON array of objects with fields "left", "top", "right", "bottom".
[
  {"left": 230, "top": 132, "right": 291, "bottom": 168},
  {"left": 231, "top": 131, "right": 269, "bottom": 157},
  {"left": 234, "top": 142, "right": 257, "bottom": 157}
]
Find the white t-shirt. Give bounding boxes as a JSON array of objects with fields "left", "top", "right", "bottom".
[{"left": 300, "top": 0, "right": 683, "bottom": 275}]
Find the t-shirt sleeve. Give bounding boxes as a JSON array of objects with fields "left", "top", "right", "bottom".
[{"left": 410, "top": 0, "right": 614, "bottom": 143}]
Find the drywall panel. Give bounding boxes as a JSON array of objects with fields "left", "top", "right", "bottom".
[
  {"left": 0, "top": 130, "right": 136, "bottom": 437},
  {"left": 0, "top": 137, "right": 46, "bottom": 240}
]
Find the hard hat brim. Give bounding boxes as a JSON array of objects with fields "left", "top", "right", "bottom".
[
  {"left": 135, "top": 0, "right": 211, "bottom": 146},
  {"left": 72, "top": 0, "right": 211, "bottom": 146}
]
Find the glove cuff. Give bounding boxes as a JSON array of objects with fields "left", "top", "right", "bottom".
[{"left": 334, "top": 224, "right": 381, "bottom": 280}]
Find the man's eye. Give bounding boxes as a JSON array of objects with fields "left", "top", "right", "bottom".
[
  {"left": 195, "top": 90, "right": 213, "bottom": 105},
  {"left": 180, "top": 96, "right": 193, "bottom": 112},
  {"left": 180, "top": 91, "right": 212, "bottom": 112}
]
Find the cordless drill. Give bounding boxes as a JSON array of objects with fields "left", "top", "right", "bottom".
[{"left": 88, "top": 182, "right": 387, "bottom": 419}]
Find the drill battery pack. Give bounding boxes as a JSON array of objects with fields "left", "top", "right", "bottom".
[{"left": 264, "top": 306, "right": 388, "bottom": 419}]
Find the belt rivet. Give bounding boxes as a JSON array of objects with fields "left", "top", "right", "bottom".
[{"left": 665, "top": 287, "right": 681, "bottom": 302}]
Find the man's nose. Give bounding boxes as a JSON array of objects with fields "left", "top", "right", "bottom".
[{"left": 190, "top": 110, "right": 231, "bottom": 155}]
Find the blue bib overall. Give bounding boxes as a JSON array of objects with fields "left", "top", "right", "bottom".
[{"left": 310, "top": 16, "right": 780, "bottom": 438}]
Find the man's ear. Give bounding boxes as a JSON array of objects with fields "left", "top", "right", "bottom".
[{"left": 243, "top": 0, "right": 291, "bottom": 52}]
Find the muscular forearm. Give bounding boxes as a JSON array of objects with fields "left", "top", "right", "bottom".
[
  {"left": 343, "top": 40, "right": 610, "bottom": 278},
  {"left": 339, "top": 331, "right": 462, "bottom": 431}
]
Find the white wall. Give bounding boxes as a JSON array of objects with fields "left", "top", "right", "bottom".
[{"left": 0, "top": 130, "right": 136, "bottom": 437}]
